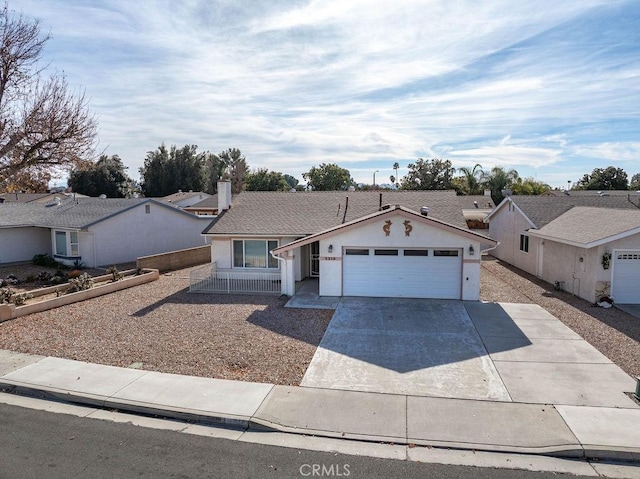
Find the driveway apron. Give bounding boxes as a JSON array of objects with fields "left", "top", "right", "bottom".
[{"left": 301, "top": 298, "right": 511, "bottom": 401}]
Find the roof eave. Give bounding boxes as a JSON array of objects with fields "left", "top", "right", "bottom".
[{"left": 273, "top": 206, "right": 496, "bottom": 255}]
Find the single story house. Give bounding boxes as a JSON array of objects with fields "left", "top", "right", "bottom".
[
  {"left": 202, "top": 182, "right": 496, "bottom": 300},
  {"left": 0, "top": 196, "right": 211, "bottom": 267},
  {"left": 485, "top": 195, "right": 640, "bottom": 304}
]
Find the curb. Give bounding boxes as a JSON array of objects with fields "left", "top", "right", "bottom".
[{"left": 2, "top": 380, "right": 637, "bottom": 463}]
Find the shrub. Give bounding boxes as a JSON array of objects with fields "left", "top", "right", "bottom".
[
  {"left": 32, "top": 253, "right": 60, "bottom": 268},
  {"left": 5, "top": 274, "right": 20, "bottom": 285},
  {"left": 68, "top": 273, "right": 93, "bottom": 293},
  {"left": 0, "top": 288, "right": 14, "bottom": 304},
  {"left": 106, "top": 266, "right": 123, "bottom": 282},
  {"left": 36, "top": 271, "right": 53, "bottom": 283},
  {"left": 67, "top": 269, "right": 82, "bottom": 279},
  {"left": 11, "top": 293, "right": 31, "bottom": 306}
]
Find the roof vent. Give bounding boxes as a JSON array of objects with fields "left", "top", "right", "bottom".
[
  {"left": 473, "top": 200, "right": 478, "bottom": 208},
  {"left": 420, "top": 206, "right": 429, "bottom": 216},
  {"left": 99, "top": 194, "right": 107, "bottom": 199},
  {"left": 381, "top": 204, "right": 392, "bottom": 210}
]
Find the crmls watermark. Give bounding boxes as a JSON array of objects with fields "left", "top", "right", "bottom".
[{"left": 299, "top": 463, "right": 351, "bottom": 477}]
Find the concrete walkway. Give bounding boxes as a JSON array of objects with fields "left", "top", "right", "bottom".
[{"left": 1, "top": 349, "right": 639, "bottom": 462}]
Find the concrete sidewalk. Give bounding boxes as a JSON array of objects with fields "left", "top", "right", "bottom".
[{"left": 1, "top": 350, "right": 639, "bottom": 462}]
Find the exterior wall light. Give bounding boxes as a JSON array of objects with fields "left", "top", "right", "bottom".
[
  {"left": 469, "top": 244, "right": 475, "bottom": 256},
  {"left": 328, "top": 244, "right": 333, "bottom": 253}
]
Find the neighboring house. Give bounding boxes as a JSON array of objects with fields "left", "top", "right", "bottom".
[
  {"left": 183, "top": 195, "right": 219, "bottom": 216},
  {"left": 202, "top": 182, "right": 496, "bottom": 300},
  {"left": 0, "top": 192, "right": 89, "bottom": 204},
  {"left": 543, "top": 189, "right": 638, "bottom": 197},
  {"left": 486, "top": 195, "right": 640, "bottom": 304},
  {"left": 0, "top": 197, "right": 211, "bottom": 267},
  {"left": 162, "top": 191, "right": 212, "bottom": 208}
]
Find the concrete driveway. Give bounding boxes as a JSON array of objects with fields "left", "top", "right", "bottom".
[
  {"left": 302, "top": 298, "right": 638, "bottom": 407},
  {"left": 301, "top": 298, "right": 511, "bottom": 401}
]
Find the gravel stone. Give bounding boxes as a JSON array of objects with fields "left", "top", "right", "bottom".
[{"left": 0, "top": 266, "right": 332, "bottom": 385}]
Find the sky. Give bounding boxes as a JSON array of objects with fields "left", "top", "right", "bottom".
[{"left": 18, "top": 0, "right": 640, "bottom": 188}]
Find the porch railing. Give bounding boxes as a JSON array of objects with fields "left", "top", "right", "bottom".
[{"left": 189, "top": 263, "right": 281, "bottom": 294}]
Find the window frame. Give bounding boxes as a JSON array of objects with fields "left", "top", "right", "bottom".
[
  {"left": 53, "top": 230, "right": 81, "bottom": 258},
  {"left": 519, "top": 234, "right": 529, "bottom": 253},
  {"left": 232, "top": 239, "right": 279, "bottom": 269}
]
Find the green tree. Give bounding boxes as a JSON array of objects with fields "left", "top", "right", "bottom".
[
  {"left": 392, "top": 162, "right": 400, "bottom": 187},
  {"left": 511, "top": 177, "right": 550, "bottom": 196},
  {"left": 244, "top": 168, "right": 290, "bottom": 191},
  {"left": 576, "top": 166, "right": 629, "bottom": 190},
  {"left": 302, "top": 163, "right": 353, "bottom": 191},
  {"left": 0, "top": 3, "right": 97, "bottom": 191},
  {"left": 283, "top": 174, "right": 299, "bottom": 189},
  {"left": 216, "top": 148, "right": 248, "bottom": 194},
  {"left": 455, "top": 163, "right": 485, "bottom": 195},
  {"left": 630, "top": 173, "right": 640, "bottom": 191},
  {"left": 139, "top": 144, "right": 207, "bottom": 197},
  {"left": 68, "top": 155, "right": 133, "bottom": 197},
  {"left": 400, "top": 158, "right": 455, "bottom": 190},
  {"left": 484, "top": 166, "right": 520, "bottom": 204}
]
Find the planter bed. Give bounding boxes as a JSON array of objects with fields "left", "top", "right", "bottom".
[{"left": 0, "top": 269, "right": 159, "bottom": 322}]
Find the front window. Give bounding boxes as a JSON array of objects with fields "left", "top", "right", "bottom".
[
  {"left": 233, "top": 240, "right": 278, "bottom": 268},
  {"left": 54, "top": 230, "right": 80, "bottom": 258},
  {"left": 520, "top": 234, "right": 529, "bottom": 253},
  {"left": 70, "top": 232, "right": 79, "bottom": 256},
  {"left": 55, "top": 231, "right": 67, "bottom": 256}
]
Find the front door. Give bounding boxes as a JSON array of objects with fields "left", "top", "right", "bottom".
[{"left": 310, "top": 241, "right": 320, "bottom": 277}]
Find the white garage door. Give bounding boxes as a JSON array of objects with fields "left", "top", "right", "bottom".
[
  {"left": 343, "top": 248, "right": 462, "bottom": 299},
  {"left": 612, "top": 251, "right": 640, "bottom": 304}
]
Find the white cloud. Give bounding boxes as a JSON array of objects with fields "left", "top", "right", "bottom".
[{"left": 15, "top": 0, "right": 640, "bottom": 186}]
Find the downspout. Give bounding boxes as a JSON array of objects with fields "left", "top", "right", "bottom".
[
  {"left": 481, "top": 242, "right": 500, "bottom": 255},
  {"left": 270, "top": 250, "right": 288, "bottom": 296}
]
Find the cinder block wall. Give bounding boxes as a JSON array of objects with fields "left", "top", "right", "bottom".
[{"left": 136, "top": 245, "right": 211, "bottom": 272}]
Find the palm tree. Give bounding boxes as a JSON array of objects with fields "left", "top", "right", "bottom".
[
  {"left": 392, "top": 162, "right": 400, "bottom": 187},
  {"left": 457, "top": 163, "right": 484, "bottom": 195},
  {"left": 484, "top": 166, "right": 519, "bottom": 204}
]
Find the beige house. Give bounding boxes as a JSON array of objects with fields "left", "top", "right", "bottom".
[
  {"left": 486, "top": 195, "right": 640, "bottom": 304},
  {"left": 200, "top": 182, "right": 496, "bottom": 300}
]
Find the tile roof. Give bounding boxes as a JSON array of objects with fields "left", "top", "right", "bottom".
[
  {"left": 529, "top": 207, "right": 640, "bottom": 246},
  {"left": 203, "top": 190, "right": 470, "bottom": 236},
  {"left": 506, "top": 195, "right": 640, "bottom": 228},
  {"left": 0, "top": 197, "right": 189, "bottom": 229}
]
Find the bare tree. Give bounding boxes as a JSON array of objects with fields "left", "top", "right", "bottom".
[{"left": 0, "top": 3, "right": 97, "bottom": 191}]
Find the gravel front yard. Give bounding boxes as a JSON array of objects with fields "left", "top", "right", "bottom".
[
  {"left": 0, "top": 267, "right": 333, "bottom": 385},
  {"left": 481, "top": 255, "right": 640, "bottom": 378}
]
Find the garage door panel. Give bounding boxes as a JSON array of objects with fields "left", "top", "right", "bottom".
[
  {"left": 612, "top": 251, "right": 640, "bottom": 304},
  {"left": 343, "top": 248, "right": 461, "bottom": 299}
]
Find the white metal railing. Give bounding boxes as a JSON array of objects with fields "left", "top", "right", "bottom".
[{"left": 189, "top": 262, "right": 281, "bottom": 294}]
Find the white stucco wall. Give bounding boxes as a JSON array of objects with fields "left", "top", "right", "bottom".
[
  {"left": 83, "top": 204, "right": 210, "bottom": 266},
  {"left": 538, "top": 232, "right": 640, "bottom": 303},
  {"left": 488, "top": 201, "right": 538, "bottom": 276},
  {"left": 0, "top": 227, "right": 50, "bottom": 264},
  {"left": 315, "top": 213, "right": 482, "bottom": 300}
]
